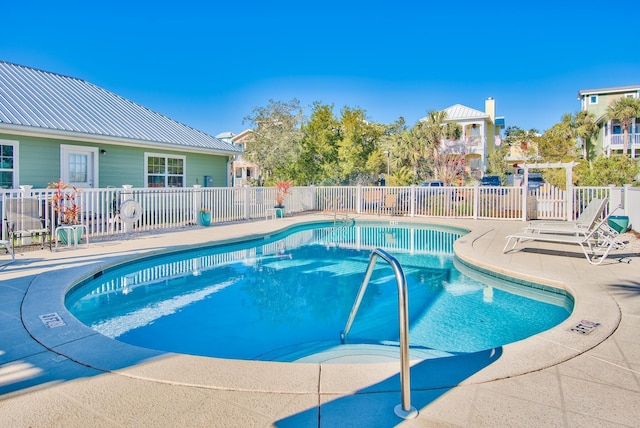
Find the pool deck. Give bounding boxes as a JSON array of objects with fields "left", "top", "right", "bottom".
[{"left": 1, "top": 214, "right": 639, "bottom": 427}]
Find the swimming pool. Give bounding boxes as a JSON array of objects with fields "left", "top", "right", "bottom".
[{"left": 66, "top": 221, "right": 572, "bottom": 363}]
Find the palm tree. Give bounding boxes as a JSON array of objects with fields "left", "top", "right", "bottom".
[
  {"left": 606, "top": 97, "right": 640, "bottom": 156},
  {"left": 574, "top": 111, "right": 599, "bottom": 161}
]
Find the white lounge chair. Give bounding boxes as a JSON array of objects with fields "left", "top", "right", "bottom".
[
  {"left": 524, "top": 198, "right": 626, "bottom": 250},
  {"left": 525, "top": 197, "right": 608, "bottom": 234},
  {"left": 503, "top": 218, "right": 618, "bottom": 265},
  {"left": 1, "top": 239, "right": 15, "bottom": 264}
]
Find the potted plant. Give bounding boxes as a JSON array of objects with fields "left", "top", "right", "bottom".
[
  {"left": 274, "top": 180, "right": 292, "bottom": 218},
  {"left": 48, "top": 179, "right": 83, "bottom": 244},
  {"left": 200, "top": 207, "right": 211, "bottom": 226}
]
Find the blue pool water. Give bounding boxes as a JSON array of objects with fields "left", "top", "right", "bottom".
[{"left": 66, "top": 222, "right": 572, "bottom": 362}]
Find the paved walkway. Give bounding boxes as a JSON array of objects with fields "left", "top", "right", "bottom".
[{"left": 1, "top": 215, "right": 639, "bottom": 427}]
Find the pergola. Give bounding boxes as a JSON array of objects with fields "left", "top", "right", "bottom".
[{"left": 518, "top": 161, "right": 578, "bottom": 221}]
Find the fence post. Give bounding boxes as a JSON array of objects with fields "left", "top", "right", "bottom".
[
  {"left": 121, "top": 185, "right": 133, "bottom": 233},
  {"left": 623, "top": 184, "right": 631, "bottom": 214},
  {"left": 565, "top": 175, "right": 573, "bottom": 221},
  {"left": 356, "top": 184, "right": 362, "bottom": 214},
  {"left": 243, "top": 187, "right": 250, "bottom": 220},
  {"left": 473, "top": 182, "right": 479, "bottom": 220},
  {"left": 193, "top": 184, "right": 202, "bottom": 225},
  {"left": 19, "top": 185, "right": 33, "bottom": 197},
  {"left": 608, "top": 185, "right": 624, "bottom": 214},
  {"left": 409, "top": 185, "right": 416, "bottom": 217},
  {"left": 520, "top": 185, "right": 527, "bottom": 222}
]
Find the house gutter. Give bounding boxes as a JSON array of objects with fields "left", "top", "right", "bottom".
[{"left": 0, "top": 123, "right": 242, "bottom": 157}]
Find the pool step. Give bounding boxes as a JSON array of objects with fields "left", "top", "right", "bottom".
[{"left": 262, "top": 341, "right": 453, "bottom": 363}]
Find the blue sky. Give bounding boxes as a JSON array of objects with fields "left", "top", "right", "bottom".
[{"left": 3, "top": 1, "right": 639, "bottom": 137}]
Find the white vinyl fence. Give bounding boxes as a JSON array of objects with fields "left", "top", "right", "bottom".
[{"left": 1, "top": 184, "right": 637, "bottom": 245}]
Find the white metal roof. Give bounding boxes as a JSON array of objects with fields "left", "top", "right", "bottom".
[
  {"left": 442, "top": 104, "right": 490, "bottom": 121},
  {"left": 0, "top": 61, "right": 242, "bottom": 154}
]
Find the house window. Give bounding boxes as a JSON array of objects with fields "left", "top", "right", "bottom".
[
  {"left": 145, "top": 153, "right": 185, "bottom": 187},
  {"left": 625, "top": 93, "right": 637, "bottom": 99},
  {"left": 0, "top": 140, "right": 18, "bottom": 189},
  {"left": 589, "top": 95, "right": 598, "bottom": 104}
]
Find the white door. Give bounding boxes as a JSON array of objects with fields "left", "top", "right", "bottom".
[{"left": 60, "top": 145, "right": 99, "bottom": 188}]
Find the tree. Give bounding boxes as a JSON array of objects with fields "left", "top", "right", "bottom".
[
  {"left": 485, "top": 143, "right": 510, "bottom": 177},
  {"left": 574, "top": 111, "right": 599, "bottom": 162},
  {"left": 335, "top": 107, "right": 384, "bottom": 184},
  {"left": 391, "top": 120, "right": 433, "bottom": 182},
  {"left": 606, "top": 97, "right": 640, "bottom": 156},
  {"left": 537, "top": 114, "right": 579, "bottom": 162},
  {"left": 297, "top": 102, "right": 340, "bottom": 185},
  {"left": 503, "top": 126, "right": 540, "bottom": 160},
  {"left": 575, "top": 155, "right": 639, "bottom": 186},
  {"left": 243, "top": 99, "right": 305, "bottom": 184}
]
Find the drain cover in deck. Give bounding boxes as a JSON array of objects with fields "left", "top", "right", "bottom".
[{"left": 570, "top": 320, "right": 600, "bottom": 335}]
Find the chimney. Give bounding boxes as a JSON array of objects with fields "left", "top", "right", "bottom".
[{"left": 485, "top": 97, "right": 495, "bottom": 122}]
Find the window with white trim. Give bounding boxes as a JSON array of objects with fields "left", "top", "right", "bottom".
[
  {"left": 589, "top": 95, "right": 598, "bottom": 105},
  {"left": 0, "top": 140, "right": 18, "bottom": 189},
  {"left": 145, "top": 153, "right": 185, "bottom": 187}
]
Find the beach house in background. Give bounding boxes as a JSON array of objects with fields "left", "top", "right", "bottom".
[
  {"left": 424, "top": 98, "right": 505, "bottom": 179},
  {"left": 578, "top": 85, "right": 640, "bottom": 158},
  {"left": 0, "top": 61, "right": 242, "bottom": 190},
  {"left": 216, "top": 130, "right": 261, "bottom": 187}
]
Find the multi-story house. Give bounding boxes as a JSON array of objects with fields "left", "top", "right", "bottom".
[
  {"left": 216, "top": 130, "right": 261, "bottom": 187},
  {"left": 423, "top": 97, "right": 505, "bottom": 179},
  {"left": 577, "top": 85, "right": 640, "bottom": 158}
]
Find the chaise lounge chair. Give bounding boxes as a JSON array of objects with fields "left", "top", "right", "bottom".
[
  {"left": 525, "top": 197, "right": 608, "bottom": 234},
  {"left": 523, "top": 198, "right": 626, "bottom": 250},
  {"left": 503, "top": 217, "right": 619, "bottom": 265},
  {"left": 1, "top": 239, "right": 15, "bottom": 264}
]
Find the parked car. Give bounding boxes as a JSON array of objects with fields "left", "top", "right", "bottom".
[
  {"left": 480, "top": 175, "right": 501, "bottom": 187},
  {"left": 419, "top": 179, "right": 446, "bottom": 190},
  {"left": 527, "top": 176, "right": 545, "bottom": 190}
]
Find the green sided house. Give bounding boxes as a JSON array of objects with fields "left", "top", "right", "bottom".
[
  {"left": 0, "top": 60, "right": 242, "bottom": 190},
  {"left": 577, "top": 85, "right": 640, "bottom": 158}
]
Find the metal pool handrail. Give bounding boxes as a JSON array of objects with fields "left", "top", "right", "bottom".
[{"left": 340, "top": 248, "right": 418, "bottom": 420}]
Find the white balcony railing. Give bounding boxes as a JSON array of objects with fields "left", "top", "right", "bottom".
[{"left": 605, "top": 133, "right": 640, "bottom": 150}]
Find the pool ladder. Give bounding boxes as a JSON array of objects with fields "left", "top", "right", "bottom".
[{"left": 341, "top": 248, "right": 418, "bottom": 420}]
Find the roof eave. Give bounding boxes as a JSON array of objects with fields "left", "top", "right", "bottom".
[{"left": 0, "top": 123, "right": 243, "bottom": 156}]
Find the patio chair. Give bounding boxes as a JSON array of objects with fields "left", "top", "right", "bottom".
[
  {"left": 382, "top": 193, "right": 398, "bottom": 216},
  {"left": 4, "top": 197, "right": 51, "bottom": 250},
  {"left": 526, "top": 197, "right": 608, "bottom": 233},
  {"left": 362, "top": 188, "right": 384, "bottom": 213},
  {"left": 523, "top": 198, "right": 626, "bottom": 250},
  {"left": 1, "top": 239, "right": 15, "bottom": 264},
  {"left": 503, "top": 218, "right": 618, "bottom": 265}
]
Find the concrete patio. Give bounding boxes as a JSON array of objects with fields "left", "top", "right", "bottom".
[{"left": 1, "top": 215, "right": 638, "bottom": 427}]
